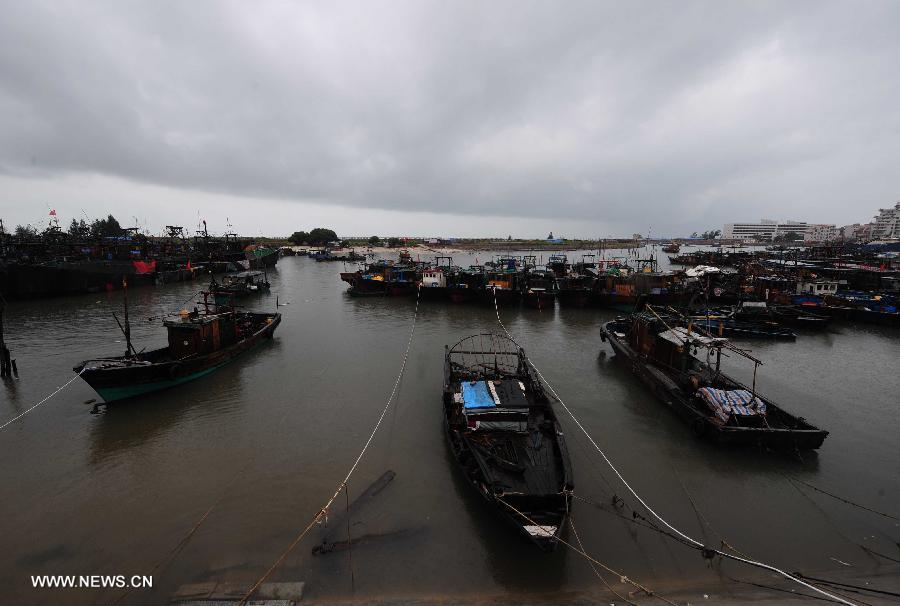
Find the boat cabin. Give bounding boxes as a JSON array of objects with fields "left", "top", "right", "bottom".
[
  {"left": 164, "top": 312, "right": 237, "bottom": 359},
  {"left": 796, "top": 280, "right": 838, "bottom": 296},
  {"left": 222, "top": 270, "right": 268, "bottom": 290},
  {"left": 421, "top": 268, "right": 447, "bottom": 288}
]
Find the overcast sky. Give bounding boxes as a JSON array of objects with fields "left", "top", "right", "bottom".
[{"left": 1, "top": 0, "right": 898, "bottom": 238}]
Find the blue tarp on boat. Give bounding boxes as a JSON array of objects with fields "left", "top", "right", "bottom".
[{"left": 462, "top": 381, "right": 497, "bottom": 409}]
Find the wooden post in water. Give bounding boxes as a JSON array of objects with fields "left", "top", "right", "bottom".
[{"left": 0, "top": 291, "right": 16, "bottom": 378}]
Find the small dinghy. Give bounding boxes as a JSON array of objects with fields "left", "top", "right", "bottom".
[{"left": 442, "top": 334, "right": 573, "bottom": 551}]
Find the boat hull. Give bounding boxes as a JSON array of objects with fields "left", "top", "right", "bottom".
[
  {"left": 557, "top": 289, "right": 592, "bottom": 308},
  {"left": 523, "top": 291, "right": 555, "bottom": 310},
  {"left": 441, "top": 414, "right": 569, "bottom": 551}
]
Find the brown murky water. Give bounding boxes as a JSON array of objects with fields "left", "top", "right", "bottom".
[{"left": 1, "top": 247, "right": 898, "bottom": 604}]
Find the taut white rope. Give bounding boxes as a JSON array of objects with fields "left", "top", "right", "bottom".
[
  {"left": 490, "top": 289, "right": 858, "bottom": 606},
  {"left": 0, "top": 369, "right": 86, "bottom": 432}
]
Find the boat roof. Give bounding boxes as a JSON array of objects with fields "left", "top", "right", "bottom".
[
  {"left": 163, "top": 311, "right": 233, "bottom": 328},
  {"left": 226, "top": 270, "right": 265, "bottom": 278},
  {"left": 658, "top": 326, "right": 727, "bottom": 347}
]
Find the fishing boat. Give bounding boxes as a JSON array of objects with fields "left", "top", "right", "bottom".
[
  {"left": 822, "top": 291, "right": 900, "bottom": 326},
  {"left": 557, "top": 255, "right": 598, "bottom": 308},
  {"left": 481, "top": 258, "right": 522, "bottom": 306},
  {"left": 341, "top": 260, "right": 420, "bottom": 297},
  {"left": 448, "top": 265, "right": 484, "bottom": 304},
  {"left": 593, "top": 266, "right": 688, "bottom": 312},
  {"left": 74, "top": 291, "right": 281, "bottom": 403},
  {"left": 443, "top": 334, "right": 573, "bottom": 550},
  {"left": 600, "top": 309, "right": 828, "bottom": 450},
  {"left": 546, "top": 254, "right": 569, "bottom": 279},
  {"left": 662, "top": 243, "right": 680, "bottom": 253},
  {"left": 522, "top": 258, "right": 557, "bottom": 310},
  {"left": 211, "top": 270, "right": 270, "bottom": 298},
  {"left": 419, "top": 257, "right": 454, "bottom": 301},
  {"left": 687, "top": 314, "right": 797, "bottom": 340},
  {"left": 731, "top": 301, "right": 831, "bottom": 329}
]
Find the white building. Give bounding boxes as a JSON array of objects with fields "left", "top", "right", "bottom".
[
  {"left": 838, "top": 223, "right": 873, "bottom": 241},
  {"left": 804, "top": 224, "right": 837, "bottom": 242},
  {"left": 871, "top": 202, "right": 900, "bottom": 240},
  {"left": 722, "top": 220, "right": 808, "bottom": 241}
]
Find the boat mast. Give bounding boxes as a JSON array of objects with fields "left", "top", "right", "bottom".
[
  {"left": 112, "top": 277, "right": 137, "bottom": 358},
  {"left": 122, "top": 277, "right": 135, "bottom": 357}
]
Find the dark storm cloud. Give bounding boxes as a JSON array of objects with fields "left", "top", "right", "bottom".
[{"left": 1, "top": 0, "right": 898, "bottom": 233}]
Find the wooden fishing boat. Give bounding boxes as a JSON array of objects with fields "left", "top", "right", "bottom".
[
  {"left": 448, "top": 265, "right": 484, "bottom": 304},
  {"left": 211, "top": 270, "right": 270, "bottom": 299},
  {"left": 480, "top": 261, "right": 522, "bottom": 306},
  {"left": 341, "top": 260, "right": 420, "bottom": 297},
  {"left": 557, "top": 256, "right": 598, "bottom": 308},
  {"left": 600, "top": 310, "right": 828, "bottom": 450},
  {"left": 419, "top": 257, "right": 454, "bottom": 301},
  {"left": 522, "top": 265, "right": 557, "bottom": 310},
  {"left": 731, "top": 302, "right": 831, "bottom": 329},
  {"left": 443, "top": 334, "right": 574, "bottom": 550},
  {"left": 687, "top": 314, "right": 797, "bottom": 340},
  {"left": 593, "top": 270, "right": 689, "bottom": 312},
  {"left": 74, "top": 292, "right": 281, "bottom": 403}
]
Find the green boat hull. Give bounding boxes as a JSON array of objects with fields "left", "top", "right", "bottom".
[{"left": 94, "top": 365, "right": 224, "bottom": 402}]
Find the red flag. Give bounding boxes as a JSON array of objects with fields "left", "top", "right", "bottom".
[
  {"left": 49, "top": 209, "right": 57, "bottom": 216},
  {"left": 132, "top": 260, "right": 157, "bottom": 274},
  {"left": 186, "top": 259, "right": 192, "bottom": 270}
]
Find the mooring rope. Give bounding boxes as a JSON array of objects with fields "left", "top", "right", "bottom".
[
  {"left": 498, "top": 497, "right": 680, "bottom": 606},
  {"left": 566, "top": 494, "right": 640, "bottom": 606},
  {"left": 238, "top": 284, "right": 422, "bottom": 605},
  {"left": 0, "top": 368, "right": 86, "bottom": 432},
  {"left": 788, "top": 476, "right": 899, "bottom": 522},
  {"left": 490, "top": 289, "right": 860, "bottom": 606}
]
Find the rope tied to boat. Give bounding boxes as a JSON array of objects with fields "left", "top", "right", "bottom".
[
  {"left": 0, "top": 368, "right": 87, "bottom": 432},
  {"left": 499, "top": 495, "right": 678, "bottom": 606},
  {"left": 490, "top": 289, "right": 861, "bottom": 606},
  {"left": 564, "top": 489, "right": 642, "bottom": 606},
  {"left": 238, "top": 283, "right": 422, "bottom": 605}
]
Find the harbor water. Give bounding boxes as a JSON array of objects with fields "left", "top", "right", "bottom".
[{"left": 1, "top": 248, "right": 899, "bottom": 604}]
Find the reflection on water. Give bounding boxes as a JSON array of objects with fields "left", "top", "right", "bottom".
[{"left": 0, "top": 251, "right": 898, "bottom": 605}]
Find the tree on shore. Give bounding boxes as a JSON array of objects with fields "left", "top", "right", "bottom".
[
  {"left": 368, "top": 235, "right": 380, "bottom": 245},
  {"left": 90, "top": 214, "right": 124, "bottom": 238},
  {"left": 289, "top": 227, "right": 337, "bottom": 246},
  {"left": 387, "top": 237, "right": 401, "bottom": 248},
  {"left": 68, "top": 218, "right": 90, "bottom": 238},
  {"left": 14, "top": 225, "right": 37, "bottom": 238},
  {"left": 289, "top": 231, "right": 309, "bottom": 245},
  {"left": 700, "top": 229, "right": 721, "bottom": 240},
  {"left": 773, "top": 231, "right": 803, "bottom": 243}
]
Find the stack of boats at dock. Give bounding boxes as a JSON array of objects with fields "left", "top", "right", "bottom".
[
  {"left": 340, "top": 253, "right": 695, "bottom": 310},
  {"left": 0, "top": 223, "right": 280, "bottom": 298},
  {"left": 338, "top": 244, "right": 899, "bottom": 328}
]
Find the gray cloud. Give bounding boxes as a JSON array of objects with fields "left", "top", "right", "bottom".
[{"left": 1, "top": 0, "right": 898, "bottom": 235}]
